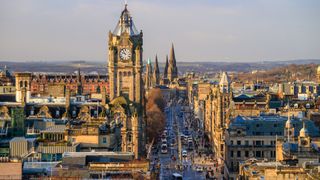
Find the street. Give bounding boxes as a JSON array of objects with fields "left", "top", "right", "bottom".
[{"left": 150, "top": 99, "right": 218, "bottom": 179}]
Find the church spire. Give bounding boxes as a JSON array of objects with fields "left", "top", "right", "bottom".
[
  {"left": 167, "top": 43, "right": 178, "bottom": 82},
  {"left": 169, "top": 43, "right": 176, "bottom": 65},
  {"left": 152, "top": 55, "right": 160, "bottom": 86},
  {"left": 164, "top": 55, "right": 169, "bottom": 79}
]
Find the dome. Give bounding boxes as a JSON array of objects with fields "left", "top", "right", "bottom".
[{"left": 112, "top": 4, "right": 140, "bottom": 36}]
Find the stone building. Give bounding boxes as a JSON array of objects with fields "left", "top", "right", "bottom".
[
  {"left": 108, "top": 4, "right": 143, "bottom": 104},
  {"left": 0, "top": 4, "right": 146, "bottom": 161},
  {"left": 200, "top": 72, "right": 232, "bottom": 177},
  {"left": 226, "top": 115, "right": 320, "bottom": 179},
  {"left": 30, "top": 71, "right": 109, "bottom": 98},
  {"left": 238, "top": 120, "right": 320, "bottom": 180},
  {"left": 107, "top": 4, "right": 145, "bottom": 159}
]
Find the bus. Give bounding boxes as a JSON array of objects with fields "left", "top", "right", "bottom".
[{"left": 161, "top": 144, "right": 168, "bottom": 154}]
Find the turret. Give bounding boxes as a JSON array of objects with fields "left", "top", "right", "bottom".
[
  {"left": 219, "top": 72, "right": 230, "bottom": 93},
  {"left": 14, "top": 72, "right": 32, "bottom": 103},
  {"left": 298, "top": 120, "right": 311, "bottom": 149},
  {"left": 285, "top": 111, "right": 295, "bottom": 143}
]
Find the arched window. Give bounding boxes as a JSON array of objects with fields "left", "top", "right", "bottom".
[
  {"left": 20, "top": 81, "right": 23, "bottom": 88},
  {"left": 128, "top": 133, "right": 132, "bottom": 143}
]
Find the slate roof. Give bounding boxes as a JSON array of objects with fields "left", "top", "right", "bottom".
[{"left": 230, "top": 115, "right": 320, "bottom": 137}]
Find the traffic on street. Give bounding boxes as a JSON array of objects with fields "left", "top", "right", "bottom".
[{"left": 150, "top": 99, "right": 220, "bottom": 180}]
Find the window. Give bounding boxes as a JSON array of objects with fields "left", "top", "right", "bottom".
[
  {"left": 128, "top": 134, "right": 132, "bottom": 143},
  {"left": 103, "top": 137, "right": 107, "bottom": 144},
  {"left": 245, "top": 151, "right": 249, "bottom": 157},
  {"left": 237, "top": 141, "right": 241, "bottom": 145},
  {"left": 230, "top": 151, "right": 234, "bottom": 157},
  {"left": 271, "top": 151, "right": 275, "bottom": 158},
  {"left": 237, "top": 151, "right": 241, "bottom": 157},
  {"left": 256, "top": 151, "right": 261, "bottom": 157},
  {"left": 245, "top": 140, "right": 249, "bottom": 146},
  {"left": 256, "top": 141, "right": 261, "bottom": 146},
  {"left": 230, "top": 140, "right": 233, "bottom": 145}
]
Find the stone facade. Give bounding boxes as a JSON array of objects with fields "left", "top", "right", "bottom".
[{"left": 107, "top": 5, "right": 145, "bottom": 159}]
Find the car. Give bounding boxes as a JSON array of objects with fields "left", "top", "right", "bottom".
[
  {"left": 182, "top": 150, "right": 187, "bottom": 157},
  {"left": 196, "top": 166, "right": 203, "bottom": 172},
  {"left": 161, "top": 144, "right": 168, "bottom": 154},
  {"left": 184, "top": 136, "right": 188, "bottom": 142},
  {"left": 163, "top": 130, "right": 168, "bottom": 136}
]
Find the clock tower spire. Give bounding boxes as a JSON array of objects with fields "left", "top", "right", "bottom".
[
  {"left": 108, "top": 4, "right": 143, "bottom": 103},
  {"left": 108, "top": 4, "right": 145, "bottom": 159}
]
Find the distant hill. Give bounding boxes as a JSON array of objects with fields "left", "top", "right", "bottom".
[
  {"left": 235, "top": 63, "right": 319, "bottom": 83},
  {"left": 0, "top": 59, "right": 319, "bottom": 75}
]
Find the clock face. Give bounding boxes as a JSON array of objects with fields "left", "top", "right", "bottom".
[{"left": 120, "top": 48, "right": 131, "bottom": 61}]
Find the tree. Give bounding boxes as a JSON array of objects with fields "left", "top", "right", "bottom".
[{"left": 146, "top": 88, "right": 167, "bottom": 143}]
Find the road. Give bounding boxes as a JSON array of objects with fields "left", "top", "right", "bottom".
[{"left": 151, "top": 100, "right": 211, "bottom": 180}]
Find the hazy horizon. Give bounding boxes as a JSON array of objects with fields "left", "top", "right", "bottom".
[{"left": 1, "top": 0, "right": 319, "bottom": 62}]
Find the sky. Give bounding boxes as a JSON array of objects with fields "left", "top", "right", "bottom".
[{"left": 0, "top": 0, "right": 319, "bottom": 62}]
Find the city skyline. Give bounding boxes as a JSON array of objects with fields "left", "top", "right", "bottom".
[{"left": 0, "top": 0, "right": 320, "bottom": 62}]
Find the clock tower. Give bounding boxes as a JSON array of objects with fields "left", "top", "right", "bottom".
[{"left": 108, "top": 4, "right": 143, "bottom": 103}]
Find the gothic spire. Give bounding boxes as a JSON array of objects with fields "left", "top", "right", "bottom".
[
  {"left": 169, "top": 43, "right": 176, "bottom": 66},
  {"left": 153, "top": 55, "right": 160, "bottom": 86},
  {"left": 164, "top": 55, "right": 168, "bottom": 78},
  {"left": 168, "top": 43, "right": 178, "bottom": 81}
]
